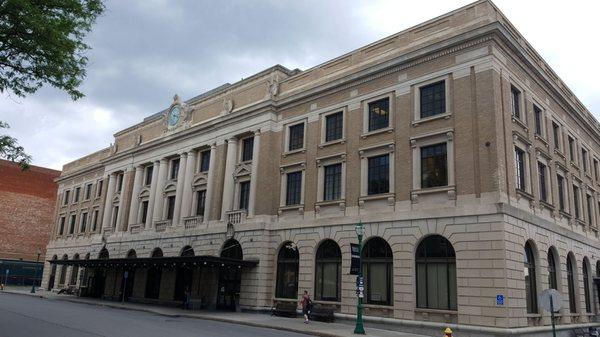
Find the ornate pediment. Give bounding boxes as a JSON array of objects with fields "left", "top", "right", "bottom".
[
  {"left": 193, "top": 174, "right": 208, "bottom": 187},
  {"left": 163, "top": 183, "right": 177, "bottom": 193},
  {"left": 139, "top": 188, "right": 150, "bottom": 199},
  {"left": 162, "top": 94, "right": 193, "bottom": 133},
  {"left": 233, "top": 163, "right": 252, "bottom": 178}
]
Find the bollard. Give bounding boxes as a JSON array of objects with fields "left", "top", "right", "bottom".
[{"left": 444, "top": 327, "right": 453, "bottom": 337}]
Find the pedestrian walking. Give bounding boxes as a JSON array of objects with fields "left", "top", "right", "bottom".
[
  {"left": 183, "top": 286, "right": 191, "bottom": 310},
  {"left": 300, "top": 290, "right": 312, "bottom": 324}
]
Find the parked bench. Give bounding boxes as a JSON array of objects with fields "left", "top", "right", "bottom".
[
  {"left": 309, "top": 304, "right": 335, "bottom": 322},
  {"left": 271, "top": 301, "right": 297, "bottom": 318}
]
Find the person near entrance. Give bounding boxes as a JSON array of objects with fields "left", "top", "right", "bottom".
[
  {"left": 300, "top": 290, "right": 312, "bottom": 324},
  {"left": 183, "top": 286, "right": 191, "bottom": 310}
]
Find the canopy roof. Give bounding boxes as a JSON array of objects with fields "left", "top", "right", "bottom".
[{"left": 49, "top": 255, "right": 258, "bottom": 269}]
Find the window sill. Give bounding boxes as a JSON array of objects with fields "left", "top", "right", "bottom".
[
  {"left": 273, "top": 298, "right": 298, "bottom": 303},
  {"left": 278, "top": 204, "right": 304, "bottom": 215},
  {"left": 282, "top": 148, "right": 306, "bottom": 157},
  {"left": 554, "top": 148, "right": 565, "bottom": 159},
  {"left": 516, "top": 189, "right": 534, "bottom": 200},
  {"left": 559, "top": 210, "right": 571, "bottom": 219},
  {"left": 539, "top": 200, "right": 555, "bottom": 211},
  {"left": 511, "top": 116, "right": 528, "bottom": 131},
  {"left": 411, "top": 185, "right": 456, "bottom": 202},
  {"left": 315, "top": 200, "right": 345, "bottom": 212},
  {"left": 534, "top": 134, "right": 548, "bottom": 147},
  {"left": 585, "top": 173, "right": 593, "bottom": 180},
  {"left": 318, "top": 138, "right": 345, "bottom": 149},
  {"left": 526, "top": 313, "right": 542, "bottom": 318},
  {"left": 570, "top": 161, "right": 580, "bottom": 170},
  {"left": 363, "top": 303, "right": 393, "bottom": 309},
  {"left": 414, "top": 307, "right": 458, "bottom": 315},
  {"left": 358, "top": 193, "right": 395, "bottom": 207},
  {"left": 412, "top": 112, "right": 451, "bottom": 126},
  {"left": 313, "top": 300, "right": 341, "bottom": 305},
  {"left": 361, "top": 127, "right": 393, "bottom": 139}
]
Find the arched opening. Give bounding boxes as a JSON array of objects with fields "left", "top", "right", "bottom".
[
  {"left": 69, "top": 254, "right": 80, "bottom": 286},
  {"left": 145, "top": 248, "right": 163, "bottom": 299},
  {"left": 567, "top": 253, "right": 578, "bottom": 313},
  {"left": 174, "top": 246, "right": 195, "bottom": 303},
  {"left": 547, "top": 248, "right": 559, "bottom": 290},
  {"left": 121, "top": 250, "right": 137, "bottom": 301},
  {"left": 275, "top": 241, "right": 299, "bottom": 299},
  {"left": 58, "top": 254, "right": 68, "bottom": 286},
  {"left": 47, "top": 255, "right": 58, "bottom": 290},
  {"left": 91, "top": 248, "right": 109, "bottom": 298},
  {"left": 583, "top": 257, "right": 592, "bottom": 313},
  {"left": 98, "top": 248, "right": 109, "bottom": 259},
  {"left": 362, "top": 237, "right": 393, "bottom": 305},
  {"left": 217, "top": 240, "right": 243, "bottom": 310},
  {"left": 524, "top": 241, "right": 538, "bottom": 314},
  {"left": 596, "top": 260, "right": 600, "bottom": 309},
  {"left": 315, "top": 239, "right": 341, "bottom": 302},
  {"left": 416, "top": 235, "right": 456, "bottom": 310}
]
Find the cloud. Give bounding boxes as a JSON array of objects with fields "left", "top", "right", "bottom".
[{"left": 1, "top": 0, "right": 598, "bottom": 170}]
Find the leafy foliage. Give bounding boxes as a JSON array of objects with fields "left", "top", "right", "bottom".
[{"left": 0, "top": 121, "right": 31, "bottom": 169}]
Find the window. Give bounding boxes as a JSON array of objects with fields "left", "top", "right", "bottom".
[
  {"left": 515, "top": 147, "right": 526, "bottom": 191},
  {"left": 117, "top": 173, "right": 124, "bottom": 192},
  {"left": 74, "top": 187, "right": 80, "bottom": 202},
  {"left": 96, "top": 180, "right": 103, "bottom": 197},
  {"left": 85, "top": 184, "right": 92, "bottom": 200},
  {"left": 288, "top": 123, "right": 305, "bottom": 151},
  {"left": 324, "top": 111, "right": 343, "bottom": 142},
  {"left": 68, "top": 214, "right": 76, "bottom": 234},
  {"left": 145, "top": 165, "right": 153, "bottom": 186},
  {"left": 275, "top": 242, "right": 299, "bottom": 299},
  {"left": 582, "top": 148, "right": 589, "bottom": 172},
  {"left": 586, "top": 194, "right": 594, "bottom": 226},
  {"left": 166, "top": 195, "right": 175, "bottom": 220},
  {"left": 69, "top": 255, "right": 79, "bottom": 286},
  {"left": 91, "top": 210, "right": 98, "bottom": 232},
  {"left": 58, "top": 255, "right": 67, "bottom": 285},
  {"left": 547, "top": 250, "right": 557, "bottom": 290},
  {"left": 538, "top": 163, "right": 548, "bottom": 202},
  {"left": 420, "top": 80, "right": 446, "bottom": 118},
  {"left": 58, "top": 217, "right": 65, "bottom": 235},
  {"left": 573, "top": 185, "right": 581, "bottom": 219},
  {"left": 533, "top": 105, "right": 543, "bottom": 136},
  {"left": 510, "top": 86, "right": 521, "bottom": 119},
  {"left": 557, "top": 174, "right": 566, "bottom": 212},
  {"left": 285, "top": 172, "right": 302, "bottom": 206},
  {"left": 566, "top": 256, "right": 577, "bottom": 313},
  {"left": 552, "top": 122, "right": 561, "bottom": 150},
  {"left": 362, "top": 237, "right": 393, "bottom": 305},
  {"left": 140, "top": 201, "right": 149, "bottom": 224},
  {"left": 195, "top": 190, "right": 206, "bottom": 216},
  {"left": 241, "top": 137, "right": 254, "bottom": 162},
  {"left": 594, "top": 159, "right": 599, "bottom": 181},
  {"left": 112, "top": 206, "right": 119, "bottom": 228},
  {"left": 200, "top": 150, "right": 211, "bottom": 172},
  {"left": 568, "top": 136, "right": 576, "bottom": 162},
  {"left": 367, "top": 98, "right": 390, "bottom": 132},
  {"left": 583, "top": 260, "right": 591, "bottom": 313},
  {"left": 421, "top": 143, "right": 448, "bottom": 188},
  {"left": 416, "top": 235, "right": 457, "bottom": 310},
  {"left": 323, "top": 164, "right": 342, "bottom": 201},
  {"left": 63, "top": 190, "right": 70, "bottom": 205},
  {"left": 238, "top": 182, "right": 250, "bottom": 210},
  {"left": 367, "top": 154, "right": 389, "bottom": 195},
  {"left": 80, "top": 212, "right": 87, "bottom": 233},
  {"left": 315, "top": 240, "right": 341, "bottom": 302},
  {"left": 524, "top": 242, "right": 538, "bottom": 314},
  {"left": 170, "top": 159, "right": 180, "bottom": 180}
]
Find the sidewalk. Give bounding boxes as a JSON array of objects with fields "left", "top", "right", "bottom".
[{"left": 0, "top": 287, "right": 428, "bottom": 337}]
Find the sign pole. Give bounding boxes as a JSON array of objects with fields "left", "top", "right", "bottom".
[
  {"left": 122, "top": 271, "right": 128, "bottom": 304},
  {"left": 550, "top": 296, "right": 556, "bottom": 337},
  {"left": 354, "top": 223, "right": 365, "bottom": 335}
]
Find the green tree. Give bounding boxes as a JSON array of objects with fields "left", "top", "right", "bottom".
[{"left": 0, "top": 0, "right": 104, "bottom": 167}]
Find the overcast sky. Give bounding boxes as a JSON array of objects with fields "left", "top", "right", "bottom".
[{"left": 1, "top": 0, "right": 599, "bottom": 170}]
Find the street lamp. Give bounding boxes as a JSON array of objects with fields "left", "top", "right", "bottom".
[
  {"left": 354, "top": 222, "right": 365, "bottom": 335},
  {"left": 31, "top": 248, "right": 41, "bottom": 293}
]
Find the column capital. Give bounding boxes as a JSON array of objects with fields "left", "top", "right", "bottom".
[
  {"left": 179, "top": 152, "right": 188, "bottom": 158},
  {"left": 135, "top": 165, "right": 144, "bottom": 172},
  {"left": 254, "top": 129, "right": 261, "bottom": 136},
  {"left": 210, "top": 142, "right": 217, "bottom": 149},
  {"left": 227, "top": 137, "right": 238, "bottom": 144},
  {"left": 159, "top": 158, "right": 168, "bottom": 164}
]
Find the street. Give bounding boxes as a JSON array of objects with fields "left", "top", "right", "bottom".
[{"left": 0, "top": 293, "right": 310, "bottom": 337}]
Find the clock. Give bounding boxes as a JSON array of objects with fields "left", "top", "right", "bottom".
[{"left": 168, "top": 106, "right": 180, "bottom": 127}]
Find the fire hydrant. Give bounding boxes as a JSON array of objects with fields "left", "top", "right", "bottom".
[{"left": 444, "top": 327, "right": 453, "bottom": 337}]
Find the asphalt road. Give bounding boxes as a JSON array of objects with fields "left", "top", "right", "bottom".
[{"left": 0, "top": 293, "right": 310, "bottom": 337}]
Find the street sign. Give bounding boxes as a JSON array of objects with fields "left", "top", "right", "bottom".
[
  {"left": 496, "top": 294, "right": 504, "bottom": 306},
  {"left": 540, "top": 289, "right": 562, "bottom": 312},
  {"left": 350, "top": 244, "right": 360, "bottom": 275}
]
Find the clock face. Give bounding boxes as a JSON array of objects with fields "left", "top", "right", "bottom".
[{"left": 168, "top": 106, "right": 180, "bottom": 126}]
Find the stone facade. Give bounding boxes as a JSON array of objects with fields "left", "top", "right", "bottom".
[{"left": 42, "top": 1, "right": 600, "bottom": 336}]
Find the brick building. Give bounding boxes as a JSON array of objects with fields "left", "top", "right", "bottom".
[
  {"left": 43, "top": 1, "right": 600, "bottom": 336},
  {"left": 0, "top": 159, "right": 60, "bottom": 284}
]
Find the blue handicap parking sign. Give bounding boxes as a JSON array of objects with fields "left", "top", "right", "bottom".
[{"left": 496, "top": 294, "right": 504, "bottom": 306}]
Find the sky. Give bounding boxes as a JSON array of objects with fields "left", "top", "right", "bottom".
[{"left": 1, "top": 0, "right": 599, "bottom": 170}]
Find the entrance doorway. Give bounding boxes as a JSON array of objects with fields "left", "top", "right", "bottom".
[
  {"left": 216, "top": 239, "right": 242, "bottom": 311},
  {"left": 174, "top": 246, "right": 195, "bottom": 303},
  {"left": 47, "top": 256, "right": 57, "bottom": 290}
]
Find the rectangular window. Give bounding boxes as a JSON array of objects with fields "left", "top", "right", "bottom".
[
  {"left": 510, "top": 86, "right": 521, "bottom": 119},
  {"left": 286, "top": 172, "right": 302, "bottom": 205},
  {"left": 288, "top": 123, "right": 305, "bottom": 151},
  {"left": 586, "top": 194, "right": 594, "bottom": 226},
  {"left": 538, "top": 163, "right": 547, "bottom": 202},
  {"left": 80, "top": 212, "right": 87, "bottom": 233},
  {"left": 420, "top": 80, "right": 446, "bottom": 118},
  {"left": 195, "top": 190, "right": 206, "bottom": 216},
  {"left": 58, "top": 217, "right": 65, "bottom": 235},
  {"left": 145, "top": 166, "right": 153, "bottom": 186},
  {"left": 323, "top": 163, "right": 342, "bottom": 201},
  {"left": 140, "top": 200, "right": 149, "bottom": 224},
  {"left": 421, "top": 143, "right": 448, "bottom": 188},
  {"left": 367, "top": 154, "right": 389, "bottom": 195},
  {"left": 170, "top": 159, "right": 180, "bottom": 180},
  {"left": 515, "top": 147, "right": 526, "bottom": 191},
  {"left": 74, "top": 187, "right": 80, "bottom": 202},
  {"left": 85, "top": 184, "right": 92, "bottom": 200},
  {"left": 96, "top": 180, "right": 103, "bottom": 197},
  {"left": 325, "top": 111, "right": 343, "bottom": 142},
  {"left": 242, "top": 137, "right": 254, "bottom": 162},
  {"left": 582, "top": 148, "right": 588, "bottom": 172},
  {"left": 200, "top": 150, "right": 211, "bottom": 172},
  {"left": 534, "top": 105, "right": 542, "bottom": 136},
  {"left": 557, "top": 175, "right": 566, "bottom": 212},
  {"left": 91, "top": 210, "right": 98, "bottom": 232},
  {"left": 69, "top": 214, "right": 76, "bottom": 234},
  {"left": 368, "top": 98, "right": 390, "bottom": 132},
  {"left": 63, "top": 190, "right": 70, "bottom": 205},
  {"left": 239, "top": 181, "right": 250, "bottom": 210},
  {"left": 573, "top": 185, "right": 580, "bottom": 219},
  {"left": 552, "top": 122, "right": 561, "bottom": 150},
  {"left": 165, "top": 196, "right": 175, "bottom": 220},
  {"left": 117, "top": 173, "right": 124, "bottom": 192},
  {"left": 112, "top": 206, "right": 119, "bottom": 227},
  {"left": 568, "top": 136, "right": 575, "bottom": 162}
]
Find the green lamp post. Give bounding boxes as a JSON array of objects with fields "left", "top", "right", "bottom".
[{"left": 354, "top": 223, "right": 365, "bottom": 335}]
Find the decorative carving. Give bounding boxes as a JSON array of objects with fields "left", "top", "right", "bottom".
[
  {"left": 134, "top": 134, "right": 142, "bottom": 146},
  {"left": 446, "top": 131, "right": 454, "bottom": 142},
  {"left": 226, "top": 222, "right": 235, "bottom": 238},
  {"left": 410, "top": 139, "right": 418, "bottom": 148},
  {"left": 163, "top": 93, "right": 193, "bottom": 132},
  {"left": 223, "top": 98, "right": 234, "bottom": 114},
  {"left": 266, "top": 72, "right": 280, "bottom": 99},
  {"left": 109, "top": 143, "right": 118, "bottom": 154}
]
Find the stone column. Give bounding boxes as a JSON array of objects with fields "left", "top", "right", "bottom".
[
  {"left": 173, "top": 152, "right": 188, "bottom": 226},
  {"left": 180, "top": 151, "right": 196, "bottom": 219},
  {"left": 146, "top": 160, "right": 160, "bottom": 228},
  {"left": 204, "top": 144, "right": 217, "bottom": 223},
  {"left": 101, "top": 173, "right": 116, "bottom": 230},
  {"left": 152, "top": 158, "right": 168, "bottom": 224},
  {"left": 128, "top": 165, "right": 144, "bottom": 227},
  {"left": 221, "top": 138, "right": 238, "bottom": 221},
  {"left": 248, "top": 130, "right": 261, "bottom": 217},
  {"left": 116, "top": 167, "right": 132, "bottom": 231}
]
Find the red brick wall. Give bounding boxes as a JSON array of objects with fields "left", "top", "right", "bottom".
[{"left": 0, "top": 160, "right": 61, "bottom": 262}]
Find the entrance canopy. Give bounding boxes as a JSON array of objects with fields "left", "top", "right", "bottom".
[{"left": 49, "top": 255, "right": 258, "bottom": 269}]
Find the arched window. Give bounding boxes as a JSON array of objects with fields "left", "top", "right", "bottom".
[
  {"left": 362, "top": 237, "right": 393, "bottom": 305},
  {"left": 151, "top": 248, "right": 163, "bottom": 258},
  {"left": 597, "top": 260, "right": 600, "bottom": 277},
  {"left": 181, "top": 246, "right": 194, "bottom": 257},
  {"left": 221, "top": 240, "right": 242, "bottom": 260},
  {"left": 566, "top": 254, "right": 577, "bottom": 313},
  {"left": 315, "top": 240, "right": 341, "bottom": 302},
  {"left": 416, "top": 235, "right": 456, "bottom": 310},
  {"left": 524, "top": 242, "right": 538, "bottom": 314},
  {"left": 275, "top": 242, "right": 299, "bottom": 299},
  {"left": 127, "top": 250, "right": 137, "bottom": 258},
  {"left": 547, "top": 249, "right": 558, "bottom": 290},
  {"left": 145, "top": 248, "right": 163, "bottom": 299},
  {"left": 583, "top": 258, "right": 591, "bottom": 313},
  {"left": 48, "top": 255, "right": 58, "bottom": 290},
  {"left": 58, "top": 255, "right": 68, "bottom": 285},
  {"left": 69, "top": 254, "right": 80, "bottom": 286},
  {"left": 98, "top": 248, "right": 109, "bottom": 259}
]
